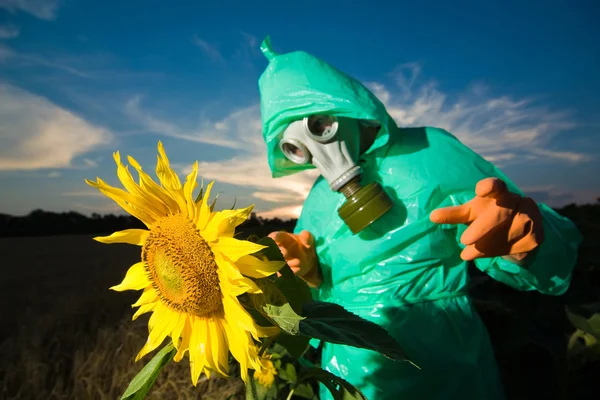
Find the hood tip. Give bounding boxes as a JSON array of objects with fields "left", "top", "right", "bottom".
[{"left": 260, "top": 35, "right": 279, "bottom": 61}]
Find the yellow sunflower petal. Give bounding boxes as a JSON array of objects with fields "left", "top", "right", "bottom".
[
  {"left": 132, "top": 302, "right": 156, "bottom": 321},
  {"left": 110, "top": 262, "right": 149, "bottom": 292},
  {"left": 208, "top": 318, "right": 229, "bottom": 376},
  {"left": 214, "top": 252, "right": 244, "bottom": 280},
  {"left": 149, "top": 304, "right": 180, "bottom": 344},
  {"left": 236, "top": 255, "right": 285, "bottom": 279},
  {"left": 195, "top": 181, "right": 215, "bottom": 230},
  {"left": 256, "top": 325, "right": 281, "bottom": 338},
  {"left": 211, "top": 237, "right": 266, "bottom": 262},
  {"left": 94, "top": 229, "right": 149, "bottom": 246},
  {"left": 223, "top": 294, "right": 261, "bottom": 341},
  {"left": 135, "top": 303, "right": 178, "bottom": 361},
  {"left": 189, "top": 316, "right": 208, "bottom": 386},
  {"left": 256, "top": 357, "right": 277, "bottom": 388},
  {"left": 113, "top": 152, "right": 168, "bottom": 218},
  {"left": 156, "top": 141, "right": 183, "bottom": 189},
  {"left": 126, "top": 155, "right": 143, "bottom": 174},
  {"left": 214, "top": 253, "right": 264, "bottom": 298},
  {"left": 155, "top": 142, "right": 188, "bottom": 212},
  {"left": 222, "top": 320, "right": 251, "bottom": 382},
  {"left": 203, "top": 205, "right": 254, "bottom": 242},
  {"left": 85, "top": 178, "right": 155, "bottom": 226},
  {"left": 127, "top": 155, "right": 180, "bottom": 212},
  {"left": 132, "top": 287, "right": 158, "bottom": 307},
  {"left": 174, "top": 319, "right": 192, "bottom": 362},
  {"left": 183, "top": 161, "right": 199, "bottom": 220},
  {"left": 216, "top": 271, "right": 246, "bottom": 297},
  {"left": 203, "top": 319, "right": 217, "bottom": 376},
  {"left": 170, "top": 314, "right": 187, "bottom": 350}
]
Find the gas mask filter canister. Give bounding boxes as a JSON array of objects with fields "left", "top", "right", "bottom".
[{"left": 279, "top": 115, "right": 393, "bottom": 234}]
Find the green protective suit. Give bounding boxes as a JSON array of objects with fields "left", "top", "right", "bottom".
[{"left": 258, "top": 37, "right": 583, "bottom": 400}]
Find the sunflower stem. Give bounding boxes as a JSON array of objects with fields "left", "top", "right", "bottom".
[
  {"left": 248, "top": 373, "right": 259, "bottom": 400},
  {"left": 258, "top": 336, "right": 275, "bottom": 357},
  {"left": 286, "top": 388, "right": 296, "bottom": 400}
]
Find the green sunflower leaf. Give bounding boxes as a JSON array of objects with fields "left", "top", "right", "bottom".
[
  {"left": 256, "top": 237, "right": 286, "bottom": 262},
  {"left": 297, "top": 367, "right": 367, "bottom": 400},
  {"left": 246, "top": 372, "right": 278, "bottom": 400},
  {"left": 293, "top": 383, "right": 317, "bottom": 399},
  {"left": 275, "top": 273, "right": 313, "bottom": 315},
  {"left": 299, "top": 301, "right": 411, "bottom": 363},
  {"left": 263, "top": 302, "right": 305, "bottom": 335},
  {"left": 256, "top": 237, "right": 313, "bottom": 314},
  {"left": 275, "top": 332, "right": 310, "bottom": 359},
  {"left": 278, "top": 362, "right": 298, "bottom": 383},
  {"left": 120, "top": 342, "right": 176, "bottom": 400}
]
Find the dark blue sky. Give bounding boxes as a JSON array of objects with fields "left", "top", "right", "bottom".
[{"left": 0, "top": 0, "right": 598, "bottom": 217}]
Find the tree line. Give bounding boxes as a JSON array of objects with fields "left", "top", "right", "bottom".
[{"left": 0, "top": 209, "right": 296, "bottom": 238}]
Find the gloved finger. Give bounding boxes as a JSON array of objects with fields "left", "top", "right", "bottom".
[
  {"left": 298, "top": 230, "right": 315, "bottom": 247},
  {"left": 267, "top": 233, "right": 291, "bottom": 259},
  {"left": 460, "top": 244, "right": 487, "bottom": 261},
  {"left": 430, "top": 204, "right": 473, "bottom": 225},
  {"left": 508, "top": 234, "right": 541, "bottom": 256},
  {"left": 268, "top": 231, "right": 296, "bottom": 249},
  {"left": 506, "top": 212, "right": 531, "bottom": 244},
  {"left": 287, "top": 259, "right": 301, "bottom": 272},
  {"left": 278, "top": 245, "right": 290, "bottom": 260},
  {"left": 475, "top": 177, "right": 508, "bottom": 199},
  {"left": 460, "top": 211, "right": 509, "bottom": 245}
]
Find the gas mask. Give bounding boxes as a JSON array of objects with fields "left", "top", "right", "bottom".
[{"left": 280, "top": 115, "right": 393, "bottom": 234}]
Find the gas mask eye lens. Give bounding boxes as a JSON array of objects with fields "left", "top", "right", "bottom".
[
  {"left": 280, "top": 140, "right": 310, "bottom": 165},
  {"left": 305, "top": 115, "right": 338, "bottom": 142}
]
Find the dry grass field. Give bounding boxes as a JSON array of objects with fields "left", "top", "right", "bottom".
[
  {"left": 0, "top": 235, "right": 245, "bottom": 400},
  {"left": 1, "top": 201, "right": 598, "bottom": 400}
]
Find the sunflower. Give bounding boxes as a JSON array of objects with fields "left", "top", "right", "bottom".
[
  {"left": 85, "top": 141, "right": 284, "bottom": 385},
  {"left": 254, "top": 355, "right": 277, "bottom": 388}
]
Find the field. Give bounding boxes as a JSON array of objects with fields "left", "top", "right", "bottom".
[
  {"left": 0, "top": 202, "right": 598, "bottom": 400},
  {"left": 0, "top": 235, "right": 244, "bottom": 400}
]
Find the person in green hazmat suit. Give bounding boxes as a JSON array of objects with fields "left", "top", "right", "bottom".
[{"left": 257, "top": 37, "right": 583, "bottom": 399}]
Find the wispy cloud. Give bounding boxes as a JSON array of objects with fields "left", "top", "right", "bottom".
[
  {"left": 0, "top": 0, "right": 60, "bottom": 20},
  {"left": 185, "top": 154, "right": 318, "bottom": 220},
  {"left": 232, "top": 31, "right": 260, "bottom": 70},
  {"left": 367, "top": 63, "right": 590, "bottom": 165},
  {"left": 0, "top": 44, "right": 94, "bottom": 77},
  {"left": 128, "top": 62, "right": 589, "bottom": 219},
  {"left": 258, "top": 205, "right": 305, "bottom": 220},
  {"left": 192, "top": 35, "right": 225, "bottom": 63},
  {"left": 0, "top": 84, "right": 113, "bottom": 171},
  {"left": 240, "top": 31, "right": 257, "bottom": 49},
  {"left": 48, "top": 171, "right": 61, "bottom": 178},
  {"left": 0, "top": 23, "right": 19, "bottom": 39},
  {"left": 125, "top": 96, "right": 261, "bottom": 149},
  {"left": 19, "top": 52, "right": 93, "bottom": 78},
  {"left": 519, "top": 184, "right": 576, "bottom": 206},
  {"left": 81, "top": 158, "right": 99, "bottom": 168},
  {"left": 125, "top": 93, "right": 316, "bottom": 218}
]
